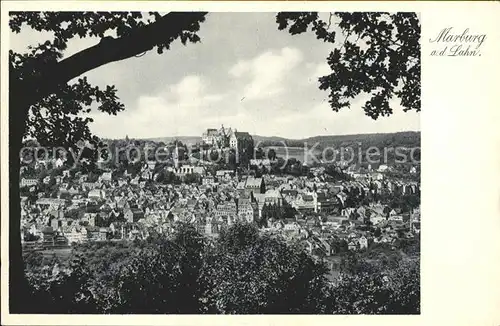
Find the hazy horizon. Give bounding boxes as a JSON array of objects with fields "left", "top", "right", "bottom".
[{"left": 105, "top": 129, "right": 421, "bottom": 141}]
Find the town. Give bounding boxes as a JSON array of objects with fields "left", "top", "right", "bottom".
[
  {"left": 19, "top": 126, "right": 421, "bottom": 275},
  {"left": 7, "top": 9, "right": 425, "bottom": 316}
]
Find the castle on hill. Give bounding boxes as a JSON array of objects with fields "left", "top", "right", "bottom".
[{"left": 202, "top": 126, "right": 253, "bottom": 152}]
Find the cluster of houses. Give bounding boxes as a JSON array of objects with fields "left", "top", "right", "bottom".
[{"left": 20, "top": 145, "right": 420, "bottom": 262}]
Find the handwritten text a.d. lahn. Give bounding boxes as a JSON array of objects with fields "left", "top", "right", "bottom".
[{"left": 448, "top": 44, "right": 481, "bottom": 56}]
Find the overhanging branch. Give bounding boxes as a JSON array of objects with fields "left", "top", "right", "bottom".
[{"left": 16, "top": 11, "right": 208, "bottom": 108}]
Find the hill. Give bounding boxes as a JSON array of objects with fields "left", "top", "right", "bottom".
[
  {"left": 252, "top": 135, "right": 291, "bottom": 144},
  {"left": 138, "top": 131, "right": 421, "bottom": 150},
  {"left": 256, "top": 131, "right": 421, "bottom": 149},
  {"left": 304, "top": 131, "right": 420, "bottom": 149},
  {"left": 144, "top": 136, "right": 202, "bottom": 145}
]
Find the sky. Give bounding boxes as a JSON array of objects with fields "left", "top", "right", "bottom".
[{"left": 10, "top": 12, "right": 420, "bottom": 140}]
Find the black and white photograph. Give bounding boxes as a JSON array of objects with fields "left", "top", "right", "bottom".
[{"left": 7, "top": 7, "right": 423, "bottom": 316}]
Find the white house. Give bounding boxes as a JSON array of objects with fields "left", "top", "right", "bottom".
[
  {"left": 54, "top": 158, "right": 64, "bottom": 168},
  {"left": 64, "top": 226, "right": 88, "bottom": 244},
  {"left": 100, "top": 172, "right": 113, "bottom": 182},
  {"left": 20, "top": 178, "right": 38, "bottom": 187},
  {"left": 88, "top": 189, "right": 106, "bottom": 200},
  {"left": 378, "top": 164, "right": 389, "bottom": 172},
  {"left": 359, "top": 236, "right": 368, "bottom": 249}
]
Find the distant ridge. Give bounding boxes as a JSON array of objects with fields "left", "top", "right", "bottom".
[
  {"left": 143, "top": 136, "right": 202, "bottom": 145},
  {"left": 137, "top": 131, "right": 420, "bottom": 148},
  {"left": 254, "top": 131, "right": 420, "bottom": 148}
]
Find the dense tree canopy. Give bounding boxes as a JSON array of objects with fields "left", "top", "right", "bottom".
[{"left": 22, "top": 223, "right": 420, "bottom": 314}]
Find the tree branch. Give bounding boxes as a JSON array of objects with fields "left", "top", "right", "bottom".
[
  {"left": 327, "top": 13, "right": 333, "bottom": 30},
  {"left": 17, "top": 11, "right": 208, "bottom": 109}
]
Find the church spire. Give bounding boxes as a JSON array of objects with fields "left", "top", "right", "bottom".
[{"left": 173, "top": 143, "right": 179, "bottom": 169}]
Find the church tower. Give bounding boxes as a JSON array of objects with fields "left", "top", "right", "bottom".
[{"left": 173, "top": 143, "right": 179, "bottom": 169}]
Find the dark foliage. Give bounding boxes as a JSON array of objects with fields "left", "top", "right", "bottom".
[
  {"left": 23, "top": 223, "right": 420, "bottom": 314},
  {"left": 277, "top": 12, "right": 420, "bottom": 118}
]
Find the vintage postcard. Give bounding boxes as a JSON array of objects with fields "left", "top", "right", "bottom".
[{"left": 1, "top": 1, "right": 499, "bottom": 325}]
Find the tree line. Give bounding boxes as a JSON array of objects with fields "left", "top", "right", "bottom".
[{"left": 22, "top": 222, "right": 419, "bottom": 314}]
